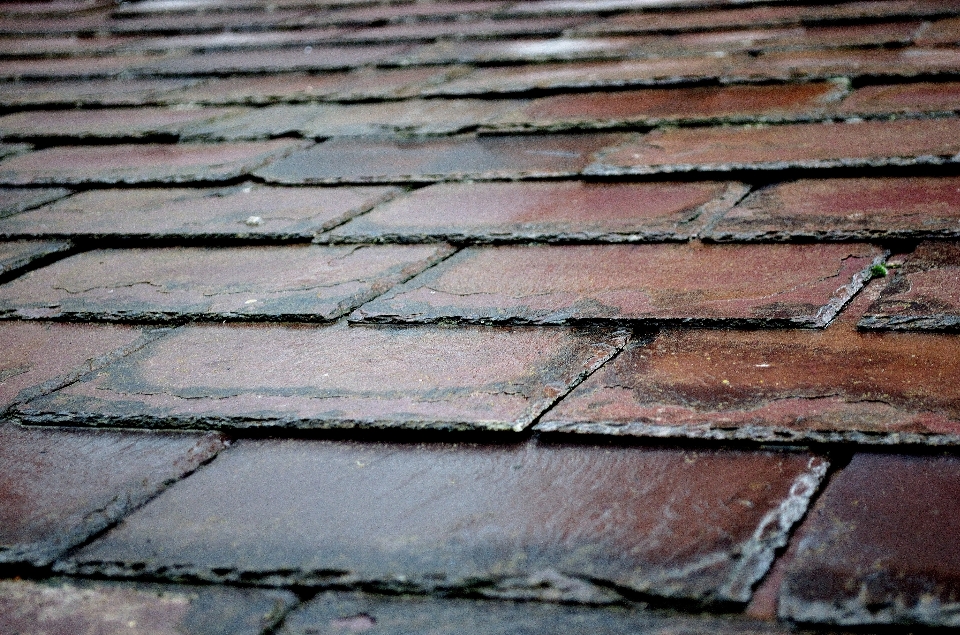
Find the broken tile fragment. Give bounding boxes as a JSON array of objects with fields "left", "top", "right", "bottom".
[
  {"left": 0, "top": 187, "right": 70, "bottom": 218},
  {"left": 708, "top": 177, "right": 960, "bottom": 242},
  {"left": 61, "top": 438, "right": 825, "bottom": 605},
  {"left": 587, "top": 119, "right": 960, "bottom": 175},
  {"left": 860, "top": 241, "right": 960, "bottom": 331},
  {"left": 0, "top": 184, "right": 400, "bottom": 241},
  {"left": 255, "top": 134, "right": 627, "bottom": 184},
  {"left": 352, "top": 243, "right": 884, "bottom": 327},
  {"left": 20, "top": 322, "right": 626, "bottom": 432},
  {"left": 0, "top": 321, "right": 145, "bottom": 411},
  {"left": 0, "top": 423, "right": 225, "bottom": 566},
  {"left": 0, "top": 578, "right": 295, "bottom": 635},
  {"left": 0, "top": 140, "right": 305, "bottom": 185},
  {"left": 279, "top": 591, "right": 808, "bottom": 635},
  {"left": 0, "top": 244, "right": 450, "bottom": 322},
  {"left": 0, "top": 239, "right": 71, "bottom": 279},
  {"left": 325, "top": 181, "right": 747, "bottom": 244},
  {"left": 779, "top": 453, "right": 960, "bottom": 626},
  {"left": 539, "top": 282, "right": 960, "bottom": 444}
]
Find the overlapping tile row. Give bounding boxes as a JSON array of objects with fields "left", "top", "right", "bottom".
[{"left": 1, "top": 0, "right": 960, "bottom": 632}]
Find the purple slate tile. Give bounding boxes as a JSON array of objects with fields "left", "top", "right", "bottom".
[
  {"left": 60, "top": 438, "right": 826, "bottom": 605},
  {"left": 779, "top": 453, "right": 960, "bottom": 626},
  {"left": 0, "top": 578, "right": 296, "bottom": 635},
  {"left": 20, "top": 322, "right": 627, "bottom": 432},
  {"left": 351, "top": 243, "right": 885, "bottom": 327},
  {"left": 0, "top": 240, "right": 71, "bottom": 279},
  {"left": 860, "top": 241, "right": 960, "bottom": 331},
  {"left": 0, "top": 244, "right": 452, "bottom": 322},
  {"left": 0, "top": 423, "right": 225, "bottom": 566}
]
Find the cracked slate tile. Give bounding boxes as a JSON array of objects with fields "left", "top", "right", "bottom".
[
  {"left": 0, "top": 578, "right": 295, "bottom": 635},
  {"left": 0, "top": 140, "right": 307, "bottom": 186},
  {"left": 323, "top": 181, "right": 747, "bottom": 244},
  {"left": 254, "top": 133, "right": 627, "bottom": 184},
  {"left": 351, "top": 243, "right": 885, "bottom": 327},
  {"left": 779, "top": 453, "right": 960, "bottom": 627},
  {"left": 19, "top": 322, "right": 626, "bottom": 432},
  {"left": 58, "top": 438, "right": 825, "bottom": 606},
  {"left": 0, "top": 422, "right": 225, "bottom": 566},
  {"left": 586, "top": 118, "right": 960, "bottom": 176},
  {"left": 859, "top": 241, "right": 960, "bottom": 331},
  {"left": 707, "top": 177, "right": 960, "bottom": 242},
  {"left": 0, "top": 321, "right": 148, "bottom": 412},
  {"left": 0, "top": 183, "right": 400, "bottom": 241},
  {"left": 538, "top": 281, "right": 960, "bottom": 445},
  {"left": 0, "top": 187, "right": 70, "bottom": 219},
  {"left": 0, "top": 244, "right": 451, "bottom": 322},
  {"left": 278, "top": 591, "right": 815, "bottom": 635},
  {"left": 0, "top": 239, "right": 71, "bottom": 279}
]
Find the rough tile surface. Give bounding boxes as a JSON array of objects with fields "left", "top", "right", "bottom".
[
  {"left": 0, "top": 578, "right": 296, "bottom": 635},
  {"left": 779, "top": 453, "right": 960, "bottom": 626},
  {"left": 860, "top": 241, "right": 960, "bottom": 331},
  {"left": 353, "top": 243, "right": 884, "bottom": 326},
  {"left": 0, "top": 106, "right": 241, "bottom": 140},
  {"left": 0, "top": 423, "right": 225, "bottom": 566},
  {"left": 0, "top": 244, "right": 450, "bottom": 322},
  {"left": 0, "top": 184, "right": 400, "bottom": 241},
  {"left": 20, "top": 322, "right": 627, "bottom": 432},
  {"left": 62, "top": 438, "right": 825, "bottom": 605},
  {"left": 0, "top": 187, "right": 70, "bottom": 219},
  {"left": 709, "top": 177, "right": 960, "bottom": 242},
  {"left": 0, "top": 239, "right": 71, "bottom": 278},
  {"left": 325, "top": 181, "right": 747, "bottom": 244}
]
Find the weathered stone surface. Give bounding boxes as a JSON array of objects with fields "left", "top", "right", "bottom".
[
  {"left": 539, "top": 282, "right": 960, "bottom": 444},
  {"left": 352, "top": 243, "right": 884, "bottom": 327},
  {"left": 0, "top": 423, "right": 225, "bottom": 566},
  {"left": 0, "top": 321, "right": 145, "bottom": 412},
  {"left": 0, "top": 140, "right": 305, "bottom": 185},
  {"left": 0, "top": 187, "right": 70, "bottom": 218},
  {"left": 325, "top": 181, "right": 747, "bottom": 244},
  {"left": 708, "top": 177, "right": 960, "bottom": 242},
  {"left": 0, "top": 239, "right": 71, "bottom": 279},
  {"left": 21, "top": 322, "right": 626, "bottom": 432},
  {"left": 0, "top": 578, "right": 295, "bottom": 635},
  {"left": 489, "top": 82, "right": 845, "bottom": 131},
  {"left": 779, "top": 453, "right": 960, "bottom": 626},
  {"left": 279, "top": 591, "right": 809, "bottom": 635},
  {"left": 255, "top": 134, "right": 627, "bottom": 184},
  {"left": 0, "top": 184, "right": 400, "bottom": 241},
  {"left": 0, "top": 77, "right": 202, "bottom": 108},
  {"left": 62, "top": 438, "right": 825, "bottom": 605},
  {"left": 0, "top": 143, "right": 30, "bottom": 160},
  {"left": 838, "top": 81, "right": 960, "bottom": 116},
  {"left": 587, "top": 119, "right": 960, "bottom": 175},
  {"left": 0, "top": 244, "right": 451, "bottom": 322},
  {"left": 0, "top": 106, "right": 241, "bottom": 140},
  {"left": 860, "top": 241, "right": 960, "bottom": 331}
]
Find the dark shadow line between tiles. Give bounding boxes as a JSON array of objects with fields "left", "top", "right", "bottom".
[{"left": 0, "top": 241, "right": 79, "bottom": 287}]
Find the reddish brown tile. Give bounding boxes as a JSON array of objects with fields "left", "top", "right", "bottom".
[
  {"left": 746, "top": 47, "right": 960, "bottom": 81},
  {"left": 0, "top": 244, "right": 450, "bottom": 322},
  {"left": 325, "top": 181, "right": 747, "bottom": 244},
  {"left": 0, "top": 423, "right": 224, "bottom": 565},
  {"left": 779, "top": 453, "right": 960, "bottom": 626},
  {"left": 588, "top": 119, "right": 960, "bottom": 175},
  {"left": 838, "top": 81, "right": 960, "bottom": 115},
  {"left": 280, "top": 591, "right": 808, "bottom": 634},
  {"left": 61, "top": 438, "right": 825, "bottom": 605},
  {"left": 0, "top": 321, "right": 145, "bottom": 411},
  {"left": 540, "top": 282, "right": 960, "bottom": 444},
  {"left": 0, "top": 140, "right": 305, "bottom": 185},
  {"left": 492, "top": 82, "right": 845, "bottom": 130},
  {"left": 22, "top": 322, "right": 626, "bottom": 432},
  {"left": 0, "top": 106, "right": 241, "bottom": 140},
  {"left": 0, "top": 184, "right": 400, "bottom": 241},
  {"left": 860, "top": 241, "right": 960, "bottom": 331},
  {"left": 0, "top": 187, "right": 70, "bottom": 219},
  {"left": 0, "top": 578, "right": 296, "bottom": 635},
  {"left": 709, "top": 177, "right": 960, "bottom": 242},
  {"left": 255, "top": 133, "right": 627, "bottom": 183},
  {"left": 0, "top": 239, "right": 71, "bottom": 279},
  {"left": 352, "top": 243, "right": 884, "bottom": 327},
  {"left": 916, "top": 16, "right": 960, "bottom": 45}
]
